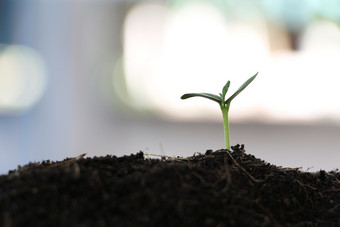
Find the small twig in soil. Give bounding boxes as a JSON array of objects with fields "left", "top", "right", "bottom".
[
  {"left": 46, "top": 153, "right": 87, "bottom": 168},
  {"left": 9, "top": 153, "right": 87, "bottom": 177},
  {"left": 144, "top": 153, "right": 187, "bottom": 161},
  {"left": 294, "top": 179, "right": 317, "bottom": 190},
  {"left": 329, "top": 203, "right": 340, "bottom": 213},
  {"left": 225, "top": 150, "right": 264, "bottom": 183},
  {"left": 280, "top": 167, "right": 302, "bottom": 171},
  {"left": 221, "top": 156, "right": 232, "bottom": 191}
]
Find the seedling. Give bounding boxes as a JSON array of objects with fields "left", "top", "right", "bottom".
[{"left": 181, "top": 73, "right": 258, "bottom": 150}]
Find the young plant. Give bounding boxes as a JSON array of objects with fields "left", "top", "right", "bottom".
[{"left": 181, "top": 73, "right": 258, "bottom": 150}]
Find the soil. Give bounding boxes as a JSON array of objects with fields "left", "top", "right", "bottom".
[{"left": 0, "top": 144, "right": 340, "bottom": 227}]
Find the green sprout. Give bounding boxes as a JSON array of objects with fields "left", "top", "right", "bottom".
[{"left": 181, "top": 72, "right": 258, "bottom": 150}]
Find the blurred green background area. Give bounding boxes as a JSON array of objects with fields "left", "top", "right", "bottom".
[{"left": 0, "top": 0, "right": 340, "bottom": 174}]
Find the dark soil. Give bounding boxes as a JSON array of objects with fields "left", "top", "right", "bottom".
[{"left": 1, "top": 144, "right": 340, "bottom": 226}]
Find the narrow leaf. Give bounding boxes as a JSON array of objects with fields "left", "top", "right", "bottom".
[
  {"left": 225, "top": 72, "right": 258, "bottom": 104},
  {"left": 181, "top": 93, "right": 222, "bottom": 104},
  {"left": 221, "top": 81, "right": 230, "bottom": 102}
]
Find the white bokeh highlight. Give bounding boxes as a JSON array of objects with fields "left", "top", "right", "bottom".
[{"left": 120, "top": 2, "right": 340, "bottom": 123}]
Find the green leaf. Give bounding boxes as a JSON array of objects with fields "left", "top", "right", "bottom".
[
  {"left": 181, "top": 93, "right": 222, "bottom": 104},
  {"left": 221, "top": 81, "right": 230, "bottom": 102},
  {"left": 225, "top": 72, "right": 258, "bottom": 104}
]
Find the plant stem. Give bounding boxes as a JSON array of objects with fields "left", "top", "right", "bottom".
[{"left": 220, "top": 104, "right": 230, "bottom": 150}]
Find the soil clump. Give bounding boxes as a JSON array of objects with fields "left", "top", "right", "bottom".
[{"left": 1, "top": 145, "right": 340, "bottom": 226}]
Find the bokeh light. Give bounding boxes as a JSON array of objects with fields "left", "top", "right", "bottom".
[
  {"left": 119, "top": 1, "right": 340, "bottom": 123},
  {"left": 121, "top": 1, "right": 268, "bottom": 119},
  {"left": 0, "top": 44, "right": 47, "bottom": 114}
]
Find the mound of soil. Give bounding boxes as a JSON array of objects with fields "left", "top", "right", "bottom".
[{"left": 1, "top": 145, "right": 340, "bottom": 226}]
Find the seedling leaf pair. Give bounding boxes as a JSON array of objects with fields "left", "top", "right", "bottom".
[{"left": 181, "top": 72, "right": 258, "bottom": 150}]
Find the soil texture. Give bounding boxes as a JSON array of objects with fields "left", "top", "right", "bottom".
[{"left": 1, "top": 144, "right": 340, "bottom": 226}]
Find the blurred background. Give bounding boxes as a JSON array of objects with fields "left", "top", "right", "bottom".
[{"left": 0, "top": 0, "right": 340, "bottom": 174}]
